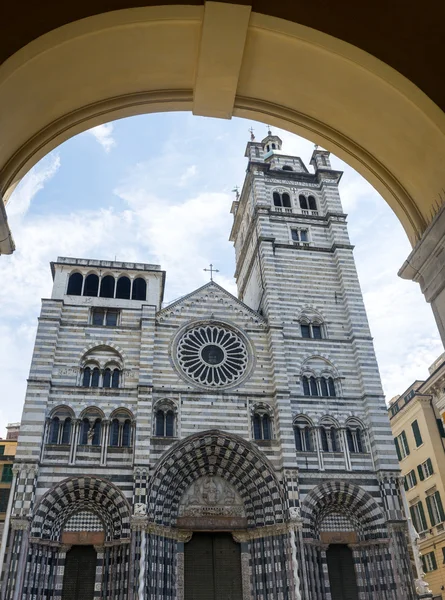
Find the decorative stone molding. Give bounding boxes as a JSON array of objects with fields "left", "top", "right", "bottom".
[
  {"left": 10, "top": 518, "right": 30, "bottom": 531},
  {"left": 232, "top": 522, "right": 291, "bottom": 542}
]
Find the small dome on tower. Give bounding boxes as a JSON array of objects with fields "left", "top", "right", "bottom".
[{"left": 261, "top": 126, "right": 282, "bottom": 154}]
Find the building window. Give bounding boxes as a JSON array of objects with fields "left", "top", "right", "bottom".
[
  {"left": 308, "top": 195, "right": 317, "bottom": 210},
  {"left": 404, "top": 469, "right": 417, "bottom": 490},
  {"left": 282, "top": 165, "right": 293, "bottom": 171},
  {"left": 253, "top": 412, "right": 272, "bottom": 441},
  {"left": 299, "top": 194, "right": 308, "bottom": 210},
  {"left": 302, "top": 376, "right": 336, "bottom": 397},
  {"left": 103, "top": 368, "right": 120, "bottom": 389},
  {"left": 80, "top": 417, "right": 102, "bottom": 446},
  {"left": 91, "top": 308, "right": 119, "bottom": 326},
  {"left": 116, "top": 276, "right": 131, "bottom": 299},
  {"left": 0, "top": 489, "right": 10, "bottom": 513},
  {"left": 48, "top": 410, "right": 73, "bottom": 445},
  {"left": 155, "top": 409, "right": 175, "bottom": 437},
  {"left": 82, "top": 365, "right": 121, "bottom": 389},
  {"left": 291, "top": 229, "right": 309, "bottom": 243},
  {"left": 132, "top": 277, "right": 147, "bottom": 301},
  {"left": 390, "top": 403, "right": 400, "bottom": 417},
  {"left": 320, "top": 426, "right": 338, "bottom": 452},
  {"left": 426, "top": 491, "right": 445, "bottom": 526},
  {"left": 84, "top": 274, "right": 99, "bottom": 297},
  {"left": 411, "top": 420, "right": 423, "bottom": 447},
  {"left": 109, "top": 412, "right": 133, "bottom": 447},
  {"left": 273, "top": 192, "right": 292, "bottom": 208},
  {"left": 67, "top": 272, "right": 83, "bottom": 296},
  {"left": 0, "top": 446, "right": 4, "bottom": 456},
  {"left": 346, "top": 425, "right": 365, "bottom": 453},
  {"left": 294, "top": 418, "right": 313, "bottom": 452},
  {"left": 300, "top": 322, "right": 323, "bottom": 339},
  {"left": 1, "top": 465, "right": 13, "bottom": 483},
  {"left": 417, "top": 458, "right": 434, "bottom": 481},
  {"left": 422, "top": 551, "right": 438, "bottom": 573},
  {"left": 99, "top": 275, "right": 115, "bottom": 298},
  {"left": 395, "top": 430, "right": 410, "bottom": 460},
  {"left": 410, "top": 501, "right": 428, "bottom": 533}
]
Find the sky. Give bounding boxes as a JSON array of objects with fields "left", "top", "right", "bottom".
[{"left": 0, "top": 113, "right": 442, "bottom": 436}]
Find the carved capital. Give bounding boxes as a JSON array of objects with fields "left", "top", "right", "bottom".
[
  {"left": 10, "top": 518, "right": 30, "bottom": 531},
  {"left": 131, "top": 516, "right": 149, "bottom": 531}
]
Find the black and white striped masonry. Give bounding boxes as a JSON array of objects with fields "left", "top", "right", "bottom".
[{"left": 0, "top": 135, "right": 417, "bottom": 600}]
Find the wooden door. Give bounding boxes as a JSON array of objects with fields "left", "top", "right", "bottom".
[
  {"left": 184, "top": 533, "right": 242, "bottom": 600},
  {"left": 62, "top": 545, "right": 97, "bottom": 600},
  {"left": 327, "top": 544, "right": 359, "bottom": 600}
]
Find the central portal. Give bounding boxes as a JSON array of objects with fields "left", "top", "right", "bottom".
[{"left": 184, "top": 533, "right": 243, "bottom": 600}]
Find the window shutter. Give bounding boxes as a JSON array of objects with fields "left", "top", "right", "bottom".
[
  {"left": 401, "top": 430, "right": 410, "bottom": 455},
  {"left": 403, "top": 477, "right": 408, "bottom": 491},
  {"left": 418, "top": 464, "right": 425, "bottom": 481},
  {"left": 435, "top": 492, "right": 445, "bottom": 522},
  {"left": 409, "top": 506, "right": 417, "bottom": 531},
  {"left": 427, "top": 458, "right": 434, "bottom": 476},
  {"left": 412, "top": 469, "right": 417, "bottom": 486},
  {"left": 437, "top": 418, "right": 445, "bottom": 438},
  {"left": 421, "top": 555, "right": 426, "bottom": 573},
  {"left": 411, "top": 420, "right": 423, "bottom": 447},
  {"left": 394, "top": 437, "right": 402, "bottom": 461},
  {"left": 426, "top": 495, "right": 436, "bottom": 526},
  {"left": 431, "top": 552, "right": 438, "bottom": 570},
  {"left": 418, "top": 501, "right": 428, "bottom": 531}
]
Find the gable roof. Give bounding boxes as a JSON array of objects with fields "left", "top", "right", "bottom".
[{"left": 157, "top": 280, "right": 266, "bottom": 324}]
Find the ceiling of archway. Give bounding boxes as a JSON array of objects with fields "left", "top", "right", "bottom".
[{"left": 2, "top": 0, "right": 444, "bottom": 112}]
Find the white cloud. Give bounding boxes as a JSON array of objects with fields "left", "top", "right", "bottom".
[
  {"left": 179, "top": 165, "right": 197, "bottom": 187},
  {"left": 6, "top": 154, "right": 60, "bottom": 221},
  {"left": 87, "top": 123, "right": 116, "bottom": 153}
]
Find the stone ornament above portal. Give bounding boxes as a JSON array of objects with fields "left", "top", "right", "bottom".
[{"left": 174, "top": 322, "right": 252, "bottom": 389}]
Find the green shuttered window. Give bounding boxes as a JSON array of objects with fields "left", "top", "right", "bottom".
[{"left": 411, "top": 420, "right": 423, "bottom": 447}]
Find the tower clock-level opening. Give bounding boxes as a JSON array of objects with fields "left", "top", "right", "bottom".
[
  {"left": 184, "top": 533, "right": 243, "bottom": 600},
  {"left": 326, "top": 544, "right": 359, "bottom": 600},
  {"left": 61, "top": 545, "right": 97, "bottom": 600}
]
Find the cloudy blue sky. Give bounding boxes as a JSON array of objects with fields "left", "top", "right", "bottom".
[{"left": 0, "top": 113, "right": 441, "bottom": 436}]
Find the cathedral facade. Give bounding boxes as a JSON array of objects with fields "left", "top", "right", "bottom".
[{"left": 1, "top": 135, "right": 416, "bottom": 600}]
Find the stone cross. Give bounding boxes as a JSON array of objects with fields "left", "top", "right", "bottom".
[{"left": 204, "top": 264, "right": 219, "bottom": 281}]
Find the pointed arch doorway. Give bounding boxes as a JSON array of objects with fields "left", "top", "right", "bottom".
[
  {"left": 184, "top": 532, "right": 243, "bottom": 600},
  {"left": 326, "top": 544, "right": 359, "bottom": 600}
]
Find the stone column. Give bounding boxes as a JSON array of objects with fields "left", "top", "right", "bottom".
[
  {"left": 53, "top": 544, "right": 71, "bottom": 600},
  {"left": 100, "top": 420, "right": 109, "bottom": 465},
  {"left": 399, "top": 201, "right": 445, "bottom": 344}
]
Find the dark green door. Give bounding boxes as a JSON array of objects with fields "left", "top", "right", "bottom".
[
  {"left": 185, "top": 533, "right": 242, "bottom": 600},
  {"left": 327, "top": 544, "right": 359, "bottom": 600},
  {"left": 62, "top": 546, "right": 97, "bottom": 600}
]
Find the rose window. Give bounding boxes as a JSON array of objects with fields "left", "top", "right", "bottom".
[{"left": 176, "top": 324, "right": 249, "bottom": 387}]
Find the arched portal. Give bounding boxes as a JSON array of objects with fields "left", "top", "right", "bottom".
[
  {"left": 1, "top": 2, "right": 445, "bottom": 249},
  {"left": 21, "top": 477, "right": 132, "bottom": 600},
  {"left": 300, "top": 481, "right": 416, "bottom": 600}
]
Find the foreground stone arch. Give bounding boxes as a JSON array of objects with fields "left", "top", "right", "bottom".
[
  {"left": 148, "top": 429, "right": 286, "bottom": 527},
  {"left": 31, "top": 476, "right": 131, "bottom": 541}
]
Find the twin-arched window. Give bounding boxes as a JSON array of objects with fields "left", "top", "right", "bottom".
[
  {"left": 320, "top": 425, "right": 339, "bottom": 452},
  {"left": 300, "top": 321, "right": 323, "bottom": 339},
  {"left": 48, "top": 409, "right": 73, "bottom": 444},
  {"left": 346, "top": 423, "right": 364, "bottom": 453},
  {"left": 67, "top": 272, "right": 147, "bottom": 301},
  {"left": 302, "top": 375, "right": 336, "bottom": 397},
  {"left": 110, "top": 413, "right": 132, "bottom": 447},
  {"left": 273, "top": 192, "right": 291, "bottom": 208},
  {"left": 82, "top": 366, "right": 120, "bottom": 388},
  {"left": 253, "top": 408, "right": 272, "bottom": 440},
  {"left": 154, "top": 402, "right": 176, "bottom": 437},
  {"left": 299, "top": 194, "right": 317, "bottom": 211},
  {"left": 294, "top": 417, "right": 313, "bottom": 451}
]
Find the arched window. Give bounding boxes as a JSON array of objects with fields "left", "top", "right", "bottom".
[
  {"left": 116, "top": 276, "right": 131, "bottom": 299},
  {"left": 310, "top": 376, "right": 318, "bottom": 396},
  {"left": 294, "top": 418, "right": 313, "bottom": 451},
  {"left": 300, "top": 320, "right": 323, "bottom": 339},
  {"left": 122, "top": 420, "right": 131, "bottom": 447},
  {"left": 299, "top": 195, "right": 308, "bottom": 210},
  {"left": 282, "top": 193, "right": 291, "bottom": 208},
  {"left": 282, "top": 165, "right": 293, "bottom": 171},
  {"left": 99, "top": 275, "right": 115, "bottom": 298},
  {"left": 61, "top": 418, "right": 71, "bottom": 444},
  {"left": 308, "top": 195, "right": 317, "bottom": 210},
  {"left": 91, "top": 368, "right": 100, "bottom": 388},
  {"left": 92, "top": 419, "right": 101, "bottom": 446},
  {"left": 49, "top": 417, "right": 60, "bottom": 444},
  {"left": 83, "top": 274, "right": 99, "bottom": 297},
  {"left": 155, "top": 410, "right": 165, "bottom": 437},
  {"left": 346, "top": 423, "right": 365, "bottom": 453},
  {"left": 165, "top": 411, "right": 175, "bottom": 437},
  {"left": 103, "top": 368, "right": 111, "bottom": 388},
  {"left": 320, "top": 378, "right": 329, "bottom": 396},
  {"left": 252, "top": 411, "right": 272, "bottom": 440},
  {"left": 320, "top": 425, "right": 338, "bottom": 452},
  {"left": 82, "top": 367, "right": 91, "bottom": 387},
  {"left": 132, "top": 277, "right": 147, "bottom": 301},
  {"left": 272, "top": 143, "right": 276, "bottom": 149},
  {"left": 111, "top": 369, "right": 120, "bottom": 388},
  {"left": 273, "top": 192, "right": 282, "bottom": 207},
  {"left": 80, "top": 418, "right": 90, "bottom": 445},
  {"left": 302, "top": 376, "right": 310, "bottom": 396},
  {"left": 110, "top": 419, "right": 120, "bottom": 446},
  {"left": 328, "top": 377, "right": 336, "bottom": 397},
  {"left": 67, "top": 273, "right": 83, "bottom": 296}
]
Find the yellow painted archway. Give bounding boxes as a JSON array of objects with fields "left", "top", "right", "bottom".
[{"left": 1, "top": 2, "right": 445, "bottom": 251}]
